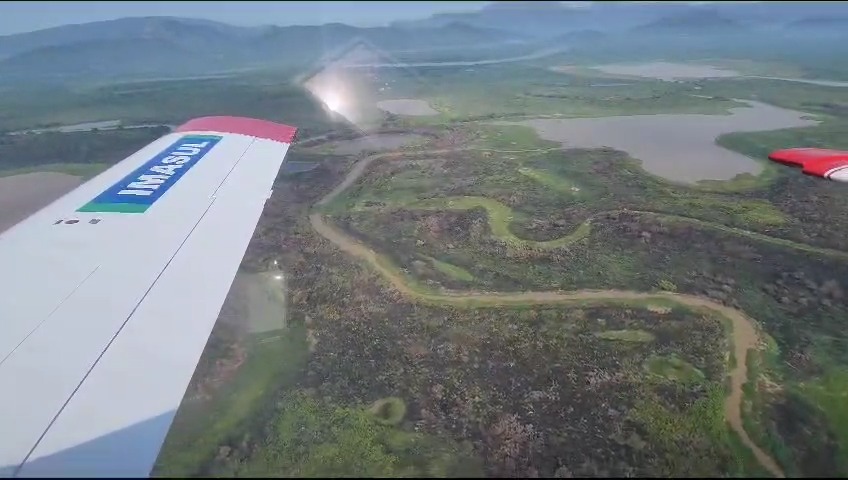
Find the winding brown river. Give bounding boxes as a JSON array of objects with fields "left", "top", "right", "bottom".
[{"left": 309, "top": 145, "right": 788, "bottom": 477}]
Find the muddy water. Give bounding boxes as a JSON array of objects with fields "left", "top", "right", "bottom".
[
  {"left": 501, "top": 100, "right": 818, "bottom": 183},
  {"left": 329, "top": 133, "right": 427, "bottom": 155},
  {"left": 744, "top": 76, "right": 848, "bottom": 88},
  {"left": 0, "top": 172, "right": 82, "bottom": 234},
  {"left": 376, "top": 99, "right": 438, "bottom": 116}
]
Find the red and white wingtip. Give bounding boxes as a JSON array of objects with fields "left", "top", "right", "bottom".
[
  {"left": 769, "top": 148, "right": 848, "bottom": 182},
  {"left": 175, "top": 116, "right": 298, "bottom": 144}
]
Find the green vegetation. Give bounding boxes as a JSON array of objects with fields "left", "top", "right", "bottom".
[
  {"left": 426, "top": 256, "right": 475, "bottom": 282},
  {"left": 154, "top": 323, "right": 310, "bottom": 477},
  {"left": 664, "top": 195, "right": 788, "bottom": 226},
  {"left": 369, "top": 397, "right": 408, "bottom": 426},
  {"left": 739, "top": 342, "right": 798, "bottom": 477},
  {"left": 334, "top": 133, "right": 845, "bottom": 259},
  {"left": 799, "top": 369, "right": 848, "bottom": 473},
  {"left": 233, "top": 393, "right": 482, "bottom": 477},
  {"left": 337, "top": 194, "right": 848, "bottom": 476},
  {"left": 231, "top": 139, "right": 766, "bottom": 475},
  {"left": 0, "top": 127, "right": 168, "bottom": 174},
  {"left": 518, "top": 154, "right": 789, "bottom": 226},
  {"left": 470, "top": 123, "right": 557, "bottom": 151},
  {"left": 645, "top": 354, "right": 706, "bottom": 384},
  {"left": 518, "top": 167, "right": 582, "bottom": 195},
  {"left": 0, "top": 162, "right": 108, "bottom": 179},
  {"left": 656, "top": 279, "right": 678, "bottom": 292},
  {"left": 629, "top": 386, "right": 752, "bottom": 476},
  {"left": 402, "top": 63, "right": 744, "bottom": 123},
  {"left": 596, "top": 329, "right": 655, "bottom": 342},
  {"left": 0, "top": 78, "right": 340, "bottom": 137},
  {"left": 413, "top": 196, "right": 592, "bottom": 250}
]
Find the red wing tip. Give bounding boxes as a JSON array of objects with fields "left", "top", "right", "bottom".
[
  {"left": 768, "top": 149, "right": 804, "bottom": 167},
  {"left": 176, "top": 116, "right": 298, "bottom": 144},
  {"left": 767, "top": 148, "right": 837, "bottom": 167},
  {"left": 769, "top": 147, "right": 847, "bottom": 161},
  {"left": 768, "top": 147, "right": 848, "bottom": 180}
]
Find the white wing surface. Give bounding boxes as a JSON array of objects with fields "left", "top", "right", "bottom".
[{"left": 0, "top": 116, "right": 297, "bottom": 478}]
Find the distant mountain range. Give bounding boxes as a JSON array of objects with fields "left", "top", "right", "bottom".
[
  {"left": 0, "top": 16, "right": 528, "bottom": 82},
  {"left": 631, "top": 8, "right": 743, "bottom": 35},
  {"left": 1, "top": 1, "right": 847, "bottom": 83},
  {"left": 786, "top": 16, "right": 848, "bottom": 36},
  {"left": 394, "top": 1, "right": 848, "bottom": 37}
]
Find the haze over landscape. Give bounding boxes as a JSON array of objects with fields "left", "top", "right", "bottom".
[{"left": 2, "top": 1, "right": 848, "bottom": 478}]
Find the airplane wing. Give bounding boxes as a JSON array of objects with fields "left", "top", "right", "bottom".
[
  {"left": 0, "top": 116, "right": 297, "bottom": 477},
  {"left": 769, "top": 148, "right": 848, "bottom": 182}
]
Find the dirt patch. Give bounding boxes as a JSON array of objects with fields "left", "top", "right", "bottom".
[
  {"left": 329, "top": 133, "right": 427, "bottom": 155},
  {"left": 647, "top": 305, "right": 672, "bottom": 314},
  {"left": 498, "top": 100, "right": 817, "bottom": 183},
  {"left": 591, "top": 62, "right": 742, "bottom": 81},
  {"left": 188, "top": 343, "right": 247, "bottom": 403},
  {"left": 377, "top": 99, "right": 438, "bottom": 116},
  {"left": 0, "top": 172, "right": 81, "bottom": 234}
]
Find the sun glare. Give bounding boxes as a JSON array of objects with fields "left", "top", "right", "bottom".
[{"left": 324, "top": 94, "right": 341, "bottom": 112}]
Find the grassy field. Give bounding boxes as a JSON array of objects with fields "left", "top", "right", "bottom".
[
  {"left": 0, "top": 77, "right": 340, "bottom": 137},
  {"left": 153, "top": 323, "right": 310, "bottom": 477},
  {"left": 0, "top": 127, "right": 168, "bottom": 174},
  {"left": 645, "top": 354, "right": 706, "bottom": 384},
  {"left": 425, "top": 256, "right": 475, "bottom": 282},
  {"left": 376, "top": 62, "right": 748, "bottom": 123},
  {"left": 596, "top": 329, "right": 656, "bottom": 342},
  {"left": 413, "top": 196, "right": 593, "bottom": 250},
  {"left": 230, "top": 392, "right": 483, "bottom": 477},
  {"left": 154, "top": 326, "right": 307, "bottom": 477},
  {"left": 800, "top": 370, "right": 848, "bottom": 473},
  {"left": 0, "top": 162, "right": 109, "bottom": 179}
]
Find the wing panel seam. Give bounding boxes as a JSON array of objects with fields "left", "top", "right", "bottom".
[
  {"left": 0, "top": 265, "right": 101, "bottom": 368},
  {"left": 13, "top": 137, "right": 258, "bottom": 476}
]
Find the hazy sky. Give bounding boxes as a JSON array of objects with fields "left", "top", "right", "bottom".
[{"left": 0, "top": 1, "right": 495, "bottom": 35}]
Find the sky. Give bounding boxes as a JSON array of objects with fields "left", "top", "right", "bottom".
[{"left": 0, "top": 1, "right": 495, "bottom": 35}]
